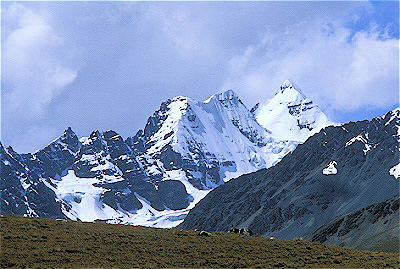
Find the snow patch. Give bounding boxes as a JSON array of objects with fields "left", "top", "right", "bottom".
[
  {"left": 345, "top": 133, "right": 372, "bottom": 154},
  {"left": 389, "top": 163, "right": 400, "bottom": 179},
  {"left": 109, "top": 192, "right": 193, "bottom": 228},
  {"left": 20, "top": 180, "right": 31, "bottom": 190},
  {"left": 79, "top": 136, "right": 90, "bottom": 145},
  {"left": 223, "top": 171, "right": 243, "bottom": 182},
  {"left": 118, "top": 155, "right": 128, "bottom": 160},
  {"left": 323, "top": 161, "right": 337, "bottom": 175},
  {"left": 53, "top": 170, "right": 120, "bottom": 221}
]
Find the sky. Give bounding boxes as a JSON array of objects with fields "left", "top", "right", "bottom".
[{"left": 1, "top": 1, "right": 399, "bottom": 153}]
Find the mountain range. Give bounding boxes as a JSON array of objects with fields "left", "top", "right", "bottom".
[
  {"left": 1, "top": 80, "right": 332, "bottom": 227},
  {"left": 2, "top": 79, "right": 398, "bottom": 252}
]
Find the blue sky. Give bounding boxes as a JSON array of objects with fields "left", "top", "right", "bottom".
[{"left": 1, "top": 1, "right": 399, "bottom": 153}]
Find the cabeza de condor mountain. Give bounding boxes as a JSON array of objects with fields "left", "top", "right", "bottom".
[
  {"left": 1, "top": 80, "right": 332, "bottom": 227},
  {"left": 179, "top": 108, "right": 400, "bottom": 244}
]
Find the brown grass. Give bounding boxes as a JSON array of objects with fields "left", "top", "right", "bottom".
[{"left": 1, "top": 214, "right": 399, "bottom": 268}]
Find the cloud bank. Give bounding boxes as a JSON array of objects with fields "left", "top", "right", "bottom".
[
  {"left": 2, "top": 3, "right": 77, "bottom": 118},
  {"left": 223, "top": 20, "right": 399, "bottom": 113},
  {"left": 2, "top": 3, "right": 78, "bottom": 151}
]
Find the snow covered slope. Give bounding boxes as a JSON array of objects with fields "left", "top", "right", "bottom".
[
  {"left": 254, "top": 80, "right": 333, "bottom": 142},
  {"left": 179, "top": 108, "right": 399, "bottom": 240},
  {"left": 135, "top": 90, "right": 295, "bottom": 189},
  {"left": 2, "top": 88, "right": 315, "bottom": 227}
]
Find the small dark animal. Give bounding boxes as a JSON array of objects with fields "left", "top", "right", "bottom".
[
  {"left": 228, "top": 228, "right": 240, "bottom": 234},
  {"left": 228, "top": 227, "right": 253, "bottom": 236}
]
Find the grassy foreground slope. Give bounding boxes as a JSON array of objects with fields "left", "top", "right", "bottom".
[{"left": 1, "top": 214, "right": 398, "bottom": 268}]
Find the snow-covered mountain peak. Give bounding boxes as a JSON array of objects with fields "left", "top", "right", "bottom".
[
  {"left": 274, "top": 80, "right": 307, "bottom": 105},
  {"left": 385, "top": 107, "right": 400, "bottom": 124},
  {"left": 143, "top": 96, "right": 195, "bottom": 154},
  {"left": 205, "top": 89, "right": 240, "bottom": 106},
  {"left": 136, "top": 90, "right": 295, "bottom": 190},
  {"left": 1, "top": 88, "right": 310, "bottom": 228},
  {"left": 213, "top": 90, "right": 250, "bottom": 114},
  {"left": 380, "top": 108, "right": 400, "bottom": 138},
  {"left": 171, "top": 95, "right": 190, "bottom": 105},
  {"left": 142, "top": 96, "right": 191, "bottom": 142},
  {"left": 215, "top": 89, "right": 239, "bottom": 102},
  {"left": 90, "top": 130, "right": 102, "bottom": 139},
  {"left": 254, "top": 80, "right": 332, "bottom": 142},
  {"left": 281, "top": 79, "right": 293, "bottom": 87},
  {"left": 203, "top": 90, "right": 272, "bottom": 147},
  {"left": 279, "top": 79, "right": 302, "bottom": 93}
]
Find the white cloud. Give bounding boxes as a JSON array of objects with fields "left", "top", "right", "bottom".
[
  {"left": 223, "top": 20, "right": 399, "bottom": 113},
  {"left": 2, "top": 3, "right": 78, "bottom": 119},
  {"left": 1, "top": 1, "right": 397, "bottom": 152},
  {"left": 141, "top": 3, "right": 218, "bottom": 59}
]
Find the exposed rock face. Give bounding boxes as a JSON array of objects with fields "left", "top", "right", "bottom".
[
  {"left": 157, "top": 180, "right": 190, "bottom": 210},
  {"left": 179, "top": 109, "right": 399, "bottom": 241},
  {"left": 304, "top": 195, "right": 400, "bottom": 253},
  {"left": 0, "top": 127, "right": 79, "bottom": 218}
]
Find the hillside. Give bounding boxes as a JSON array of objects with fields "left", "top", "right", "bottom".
[
  {"left": 305, "top": 195, "right": 400, "bottom": 253},
  {"left": 179, "top": 108, "right": 399, "bottom": 242},
  {"left": 1, "top": 214, "right": 398, "bottom": 268}
]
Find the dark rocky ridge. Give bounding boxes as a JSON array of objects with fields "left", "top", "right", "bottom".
[
  {"left": 0, "top": 127, "right": 79, "bottom": 218},
  {"left": 304, "top": 195, "right": 399, "bottom": 253}
]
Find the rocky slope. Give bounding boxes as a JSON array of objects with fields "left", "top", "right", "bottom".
[
  {"left": 304, "top": 195, "right": 399, "bottom": 253},
  {"left": 179, "top": 108, "right": 400, "bottom": 241},
  {"left": 0, "top": 128, "right": 79, "bottom": 219},
  {"left": 1, "top": 82, "right": 331, "bottom": 227}
]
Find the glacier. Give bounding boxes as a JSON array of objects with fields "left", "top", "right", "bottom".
[{"left": 254, "top": 79, "right": 333, "bottom": 142}]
